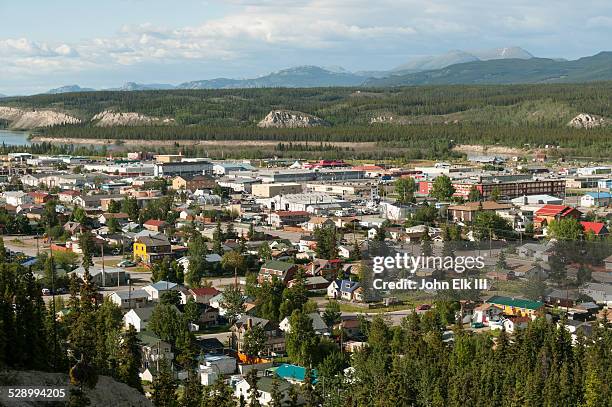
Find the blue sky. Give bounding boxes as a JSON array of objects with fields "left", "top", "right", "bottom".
[{"left": 1, "top": 0, "right": 611, "bottom": 94}]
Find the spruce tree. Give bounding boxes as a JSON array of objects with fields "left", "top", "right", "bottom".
[
  {"left": 116, "top": 325, "right": 143, "bottom": 393},
  {"left": 151, "top": 359, "right": 177, "bottom": 407}
]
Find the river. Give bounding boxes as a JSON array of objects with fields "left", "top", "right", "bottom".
[{"left": 0, "top": 129, "right": 31, "bottom": 146}]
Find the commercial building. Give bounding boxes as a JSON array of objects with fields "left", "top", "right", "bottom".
[
  {"left": 153, "top": 160, "right": 213, "bottom": 177},
  {"left": 251, "top": 183, "right": 303, "bottom": 198},
  {"left": 418, "top": 178, "right": 566, "bottom": 200}
]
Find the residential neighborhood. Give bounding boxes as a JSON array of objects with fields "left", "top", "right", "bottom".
[{"left": 0, "top": 150, "right": 611, "bottom": 406}]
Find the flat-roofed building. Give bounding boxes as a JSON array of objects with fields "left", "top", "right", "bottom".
[{"left": 251, "top": 182, "right": 303, "bottom": 198}]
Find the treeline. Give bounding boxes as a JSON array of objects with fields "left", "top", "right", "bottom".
[
  {"left": 4, "top": 83, "right": 612, "bottom": 126},
  {"left": 322, "top": 313, "right": 612, "bottom": 407},
  {"left": 0, "top": 240, "right": 144, "bottom": 403},
  {"left": 38, "top": 123, "right": 612, "bottom": 159}
]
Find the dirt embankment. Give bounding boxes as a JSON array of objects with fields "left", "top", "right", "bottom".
[
  {"left": 453, "top": 144, "right": 528, "bottom": 156},
  {"left": 0, "top": 106, "right": 81, "bottom": 129}
]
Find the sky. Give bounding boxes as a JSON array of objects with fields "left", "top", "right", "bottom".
[{"left": 1, "top": 0, "right": 611, "bottom": 94}]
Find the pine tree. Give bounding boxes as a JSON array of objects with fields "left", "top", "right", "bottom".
[
  {"left": 151, "top": 359, "right": 177, "bottom": 407},
  {"left": 180, "top": 370, "right": 202, "bottom": 407},
  {"left": 269, "top": 375, "right": 283, "bottom": 407},
  {"left": 116, "top": 325, "right": 143, "bottom": 393},
  {"left": 245, "top": 369, "right": 261, "bottom": 407}
]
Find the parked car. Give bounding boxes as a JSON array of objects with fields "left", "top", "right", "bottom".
[
  {"left": 118, "top": 260, "right": 137, "bottom": 268},
  {"left": 416, "top": 304, "right": 431, "bottom": 311}
]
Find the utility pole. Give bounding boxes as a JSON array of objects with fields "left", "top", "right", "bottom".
[{"left": 101, "top": 243, "right": 106, "bottom": 287}]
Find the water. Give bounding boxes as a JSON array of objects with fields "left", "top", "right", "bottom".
[{"left": 0, "top": 129, "right": 31, "bottom": 146}]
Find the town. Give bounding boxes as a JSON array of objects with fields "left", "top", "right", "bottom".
[{"left": 0, "top": 148, "right": 610, "bottom": 406}]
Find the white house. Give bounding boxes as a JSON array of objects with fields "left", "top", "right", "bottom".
[
  {"left": 379, "top": 201, "right": 414, "bottom": 221},
  {"left": 109, "top": 289, "right": 149, "bottom": 309},
  {"left": 327, "top": 280, "right": 360, "bottom": 301},
  {"left": 580, "top": 192, "right": 612, "bottom": 208},
  {"left": 4, "top": 191, "right": 33, "bottom": 206},
  {"left": 580, "top": 282, "right": 612, "bottom": 305},
  {"left": 143, "top": 281, "right": 179, "bottom": 300},
  {"left": 234, "top": 377, "right": 291, "bottom": 406},
  {"left": 279, "top": 312, "right": 329, "bottom": 335},
  {"left": 123, "top": 307, "right": 154, "bottom": 332}
]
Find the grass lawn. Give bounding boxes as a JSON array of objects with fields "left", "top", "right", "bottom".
[{"left": 338, "top": 302, "right": 415, "bottom": 314}]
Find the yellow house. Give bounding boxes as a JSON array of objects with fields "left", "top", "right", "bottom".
[
  {"left": 133, "top": 235, "right": 172, "bottom": 264},
  {"left": 485, "top": 295, "right": 544, "bottom": 318}
]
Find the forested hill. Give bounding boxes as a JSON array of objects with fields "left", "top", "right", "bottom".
[
  {"left": 365, "top": 52, "right": 612, "bottom": 86},
  {"left": 2, "top": 82, "right": 611, "bottom": 127}
]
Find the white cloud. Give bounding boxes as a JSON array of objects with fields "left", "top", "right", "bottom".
[{"left": 0, "top": 0, "right": 611, "bottom": 92}]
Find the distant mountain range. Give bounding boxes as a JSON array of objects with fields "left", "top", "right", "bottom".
[
  {"left": 41, "top": 48, "right": 612, "bottom": 93},
  {"left": 365, "top": 52, "right": 612, "bottom": 86},
  {"left": 46, "top": 84, "right": 96, "bottom": 94},
  {"left": 391, "top": 47, "right": 534, "bottom": 73}
]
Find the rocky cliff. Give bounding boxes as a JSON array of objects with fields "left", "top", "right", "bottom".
[
  {"left": 257, "top": 110, "right": 329, "bottom": 128},
  {"left": 567, "top": 113, "right": 609, "bottom": 129},
  {"left": 91, "top": 110, "right": 175, "bottom": 127},
  {"left": 0, "top": 106, "right": 81, "bottom": 129},
  {"left": 0, "top": 370, "right": 151, "bottom": 407}
]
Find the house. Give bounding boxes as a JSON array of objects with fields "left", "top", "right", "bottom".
[
  {"left": 379, "top": 201, "right": 414, "bottom": 221},
  {"left": 534, "top": 204, "right": 582, "bottom": 228},
  {"left": 28, "top": 192, "right": 51, "bottom": 204},
  {"left": 124, "top": 307, "right": 155, "bottom": 332},
  {"left": 279, "top": 312, "right": 329, "bottom": 335},
  {"left": 289, "top": 275, "right": 331, "bottom": 292},
  {"left": 305, "top": 216, "right": 336, "bottom": 232},
  {"left": 335, "top": 316, "right": 362, "bottom": 339},
  {"left": 230, "top": 315, "right": 285, "bottom": 355},
  {"left": 305, "top": 258, "right": 342, "bottom": 280},
  {"left": 143, "top": 280, "right": 179, "bottom": 300},
  {"left": 58, "top": 190, "right": 81, "bottom": 204},
  {"left": 110, "top": 289, "right": 149, "bottom": 309},
  {"left": 138, "top": 331, "right": 174, "bottom": 366},
  {"left": 234, "top": 377, "right": 291, "bottom": 406},
  {"left": 517, "top": 242, "right": 554, "bottom": 263},
  {"left": 269, "top": 211, "right": 310, "bottom": 228},
  {"left": 133, "top": 235, "right": 172, "bottom": 264},
  {"left": 580, "top": 221, "right": 609, "bottom": 238},
  {"left": 98, "top": 212, "right": 129, "bottom": 225},
  {"left": 560, "top": 320, "right": 593, "bottom": 344},
  {"left": 63, "top": 221, "right": 86, "bottom": 235},
  {"left": 580, "top": 191, "right": 612, "bottom": 208},
  {"left": 580, "top": 283, "right": 612, "bottom": 305},
  {"left": 472, "top": 303, "right": 504, "bottom": 325},
  {"left": 338, "top": 245, "right": 355, "bottom": 259},
  {"left": 448, "top": 201, "right": 512, "bottom": 223},
  {"left": 272, "top": 364, "right": 318, "bottom": 385},
  {"left": 502, "top": 316, "right": 531, "bottom": 333},
  {"left": 172, "top": 174, "right": 215, "bottom": 191},
  {"left": 544, "top": 289, "right": 579, "bottom": 308},
  {"left": 70, "top": 266, "right": 128, "bottom": 287},
  {"left": 327, "top": 280, "right": 361, "bottom": 301},
  {"left": 143, "top": 219, "right": 168, "bottom": 233},
  {"left": 4, "top": 191, "right": 33, "bottom": 206},
  {"left": 258, "top": 260, "right": 298, "bottom": 284},
  {"left": 189, "top": 287, "right": 221, "bottom": 304},
  {"left": 485, "top": 295, "right": 544, "bottom": 318}
]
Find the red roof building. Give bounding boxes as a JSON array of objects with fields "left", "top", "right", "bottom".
[
  {"left": 580, "top": 221, "right": 608, "bottom": 237},
  {"left": 534, "top": 204, "right": 581, "bottom": 227},
  {"left": 143, "top": 219, "right": 168, "bottom": 232}
]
